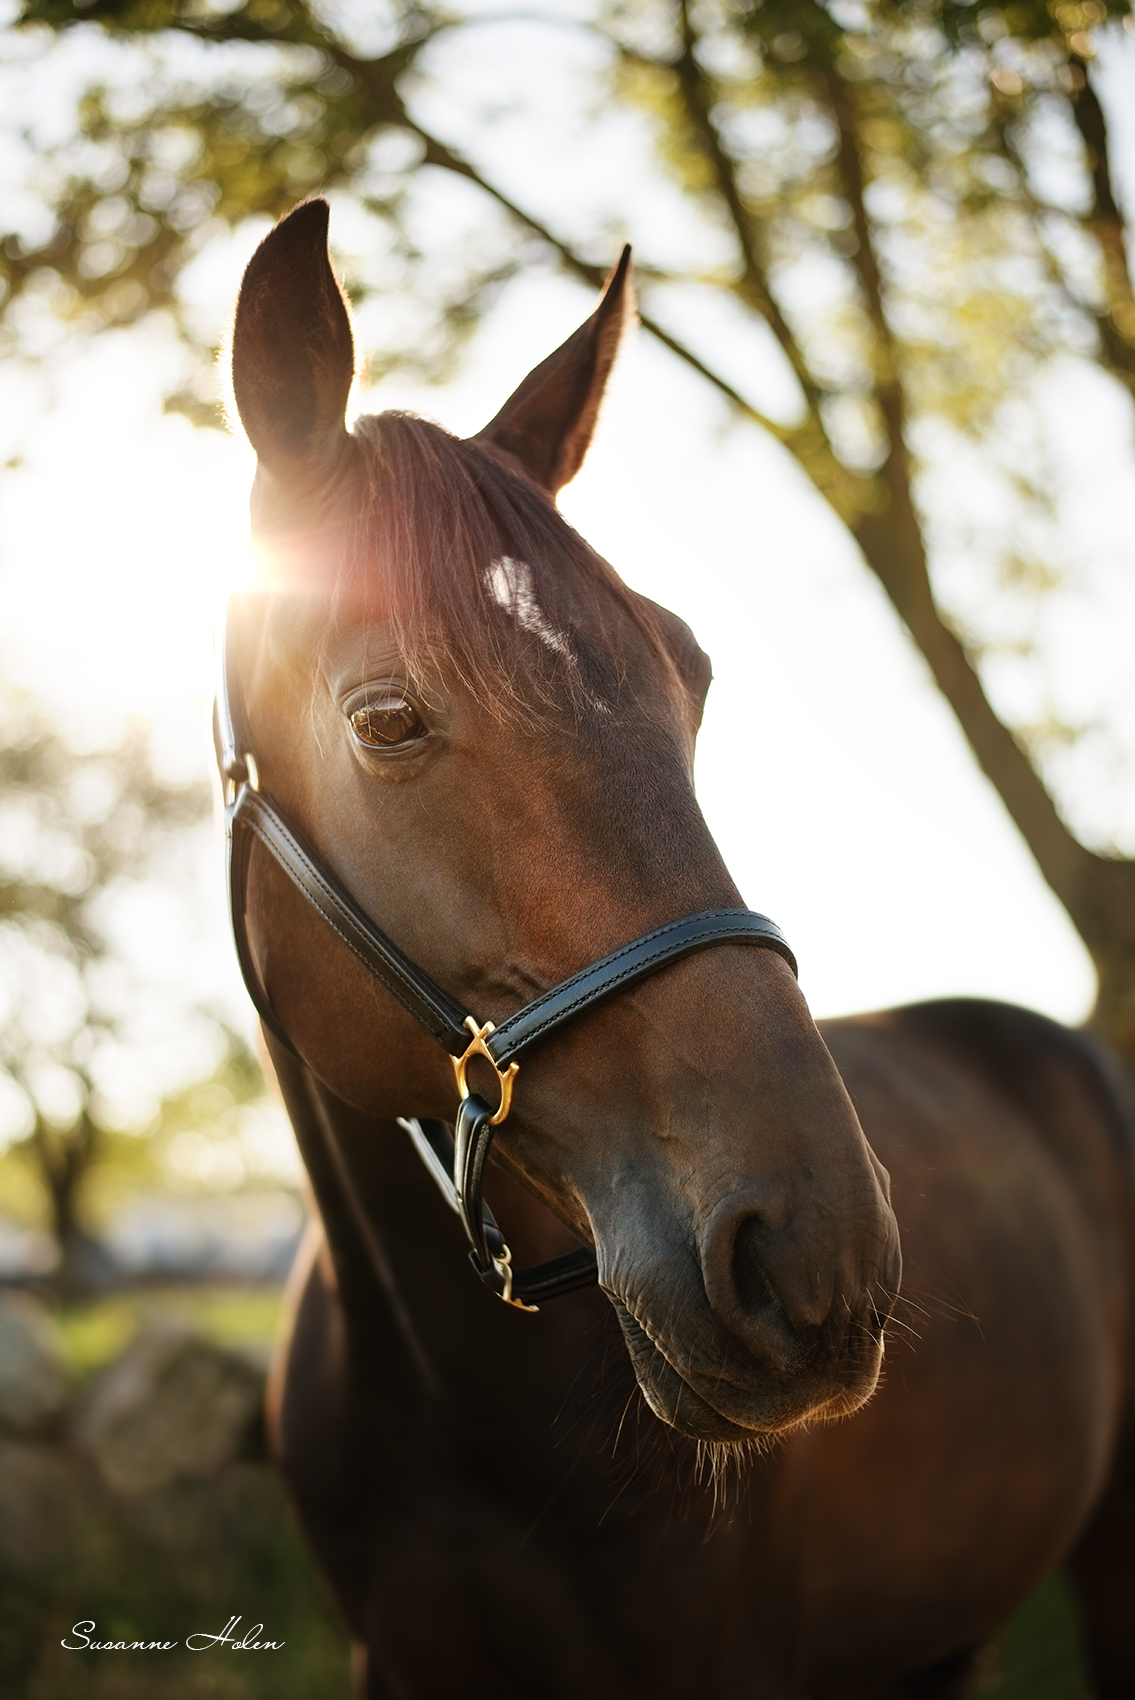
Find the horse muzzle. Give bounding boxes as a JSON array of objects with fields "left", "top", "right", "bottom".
[
  {"left": 598, "top": 1176, "right": 900, "bottom": 1441},
  {"left": 608, "top": 1281, "right": 891, "bottom": 1440}
]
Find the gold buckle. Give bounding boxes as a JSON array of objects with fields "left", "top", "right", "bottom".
[
  {"left": 492, "top": 1245, "right": 539, "bottom": 1312},
  {"left": 451, "top": 1016, "right": 519, "bottom": 1127}
]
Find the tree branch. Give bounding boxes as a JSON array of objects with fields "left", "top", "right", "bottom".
[
  {"left": 1067, "top": 54, "right": 1135, "bottom": 391},
  {"left": 856, "top": 502, "right": 1094, "bottom": 914},
  {"left": 817, "top": 65, "right": 1094, "bottom": 913},
  {"left": 668, "top": 0, "right": 831, "bottom": 426}
]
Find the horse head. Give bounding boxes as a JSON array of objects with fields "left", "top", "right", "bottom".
[{"left": 224, "top": 199, "right": 901, "bottom": 1443}]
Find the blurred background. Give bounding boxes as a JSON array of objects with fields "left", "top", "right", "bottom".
[{"left": 2, "top": 0, "right": 1134, "bottom": 1694}]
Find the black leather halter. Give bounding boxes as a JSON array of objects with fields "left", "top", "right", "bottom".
[{"left": 218, "top": 599, "right": 797, "bottom": 1309}]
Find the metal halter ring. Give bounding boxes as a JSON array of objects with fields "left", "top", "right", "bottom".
[
  {"left": 491, "top": 1244, "right": 538, "bottom": 1313},
  {"left": 451, "top": 1016, "right": 519, "bottom": 1127},
  {"left": 224, "top": 750, "right": 260, "bottom": 808}
]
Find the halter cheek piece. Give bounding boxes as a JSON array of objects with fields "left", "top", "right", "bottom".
[{"left": 218, "top": 602, "right": 797, "bottom": 1310}]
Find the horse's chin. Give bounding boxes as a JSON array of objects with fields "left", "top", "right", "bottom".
[{"left": 609, "top": 1295, "right": 882, "bottom": 1443}]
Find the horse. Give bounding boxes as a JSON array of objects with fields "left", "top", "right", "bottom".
[{"left": 218, "top": 198, "right": 1135, "bottom": 1699}]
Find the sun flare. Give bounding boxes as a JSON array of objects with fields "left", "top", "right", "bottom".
[{"left": 3, "top": 349, "right": 255, "bottom": 768}]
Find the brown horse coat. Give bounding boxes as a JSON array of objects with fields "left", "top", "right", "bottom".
[{"left": 223, "top": 201, "right": 1135, "bottom": 1699}]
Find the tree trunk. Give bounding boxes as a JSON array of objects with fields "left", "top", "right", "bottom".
[
  {"left": 852, "top": 495, "right": 1135, "bottom": 1073},
  {"left": 32, "top": 1113, "right": 110, "bottom": 1295}
]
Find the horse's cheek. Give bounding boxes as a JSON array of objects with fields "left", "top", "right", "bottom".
[{"left": 244, "top": 845, "right": 458, "bottom": 1118}]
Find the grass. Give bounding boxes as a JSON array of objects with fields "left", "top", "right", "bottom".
[
  {"left": 2, "top": 1462, "right": 354, "bottom": 1700},
  {"left": 52, "top": 1285, "right": 287, "bottom": 1379},
  {"left": 4, "top": 1284, "right": 354, "bottom": 1699},
  {"left": 968, "top": 1573, "right": 1092, "bottom": 1699}
]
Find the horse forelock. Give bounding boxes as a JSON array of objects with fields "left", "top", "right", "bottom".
[{"left": 310, "top": 410, "right": 680, "bottom": 726}]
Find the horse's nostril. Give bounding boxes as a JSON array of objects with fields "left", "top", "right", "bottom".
[
  {"left": 731, "top": 1216, "right": 783, "bottom": 1322},
  {"left": 728, "top": 1215, "right": 819, "bottom": 1363}
]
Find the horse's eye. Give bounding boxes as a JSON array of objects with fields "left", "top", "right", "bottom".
[{"left": 350, "top": 699, "right": 425, "bottom": 749}]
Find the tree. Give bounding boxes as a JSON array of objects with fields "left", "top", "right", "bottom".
[
  {"left": 0, "top": 694, "right": 246, "bottom": 1287},
  {"left": 611, "top": 4, "right": 1135, "bottom": 529},
  {"left": 605, "top": 0, "right": 1135, "bottom": 1065},
  {"left": 5, "top": 0, "right": 1135, "bottom": 1063}
]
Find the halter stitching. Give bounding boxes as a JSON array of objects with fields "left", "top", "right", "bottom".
[{"left": 492, "top": 923, "right": 791, "bottom": 1058}]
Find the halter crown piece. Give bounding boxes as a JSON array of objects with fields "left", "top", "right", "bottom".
[{"left": 218, "top": 599, "right": 798, "bottom": 1309}]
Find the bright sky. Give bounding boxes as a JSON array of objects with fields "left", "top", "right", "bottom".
[{"left": 4, "top": 10, "right": 1135, "bottom": 1041}]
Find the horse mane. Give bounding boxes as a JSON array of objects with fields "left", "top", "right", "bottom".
[{"left": 335, "top": 411, "right": 676, "bottom": 722}]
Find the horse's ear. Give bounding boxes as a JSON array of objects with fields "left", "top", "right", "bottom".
[
  {"left": 231, "top": 198, "right": 354, "bottom": 474},
  {"left": 474, "top": 247, "right": 633, "bottom": 494}
]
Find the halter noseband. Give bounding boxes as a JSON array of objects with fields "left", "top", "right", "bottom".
[{"left": 218, "top": 600, "right": 797, "bottom": 1310}]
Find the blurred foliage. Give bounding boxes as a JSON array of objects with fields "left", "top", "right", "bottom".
[
  {"left": 602, "top": 0, "right": 1135, "bottom": 568},
  {"left": 3, "top": 0, "right": 530, "bottom": 416},
  {"left": 0, "top": 693, "right": 268, "bottom": 1284},
  {"left": 5, "top": 1, "right": 1132, "bottom": 507}
]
